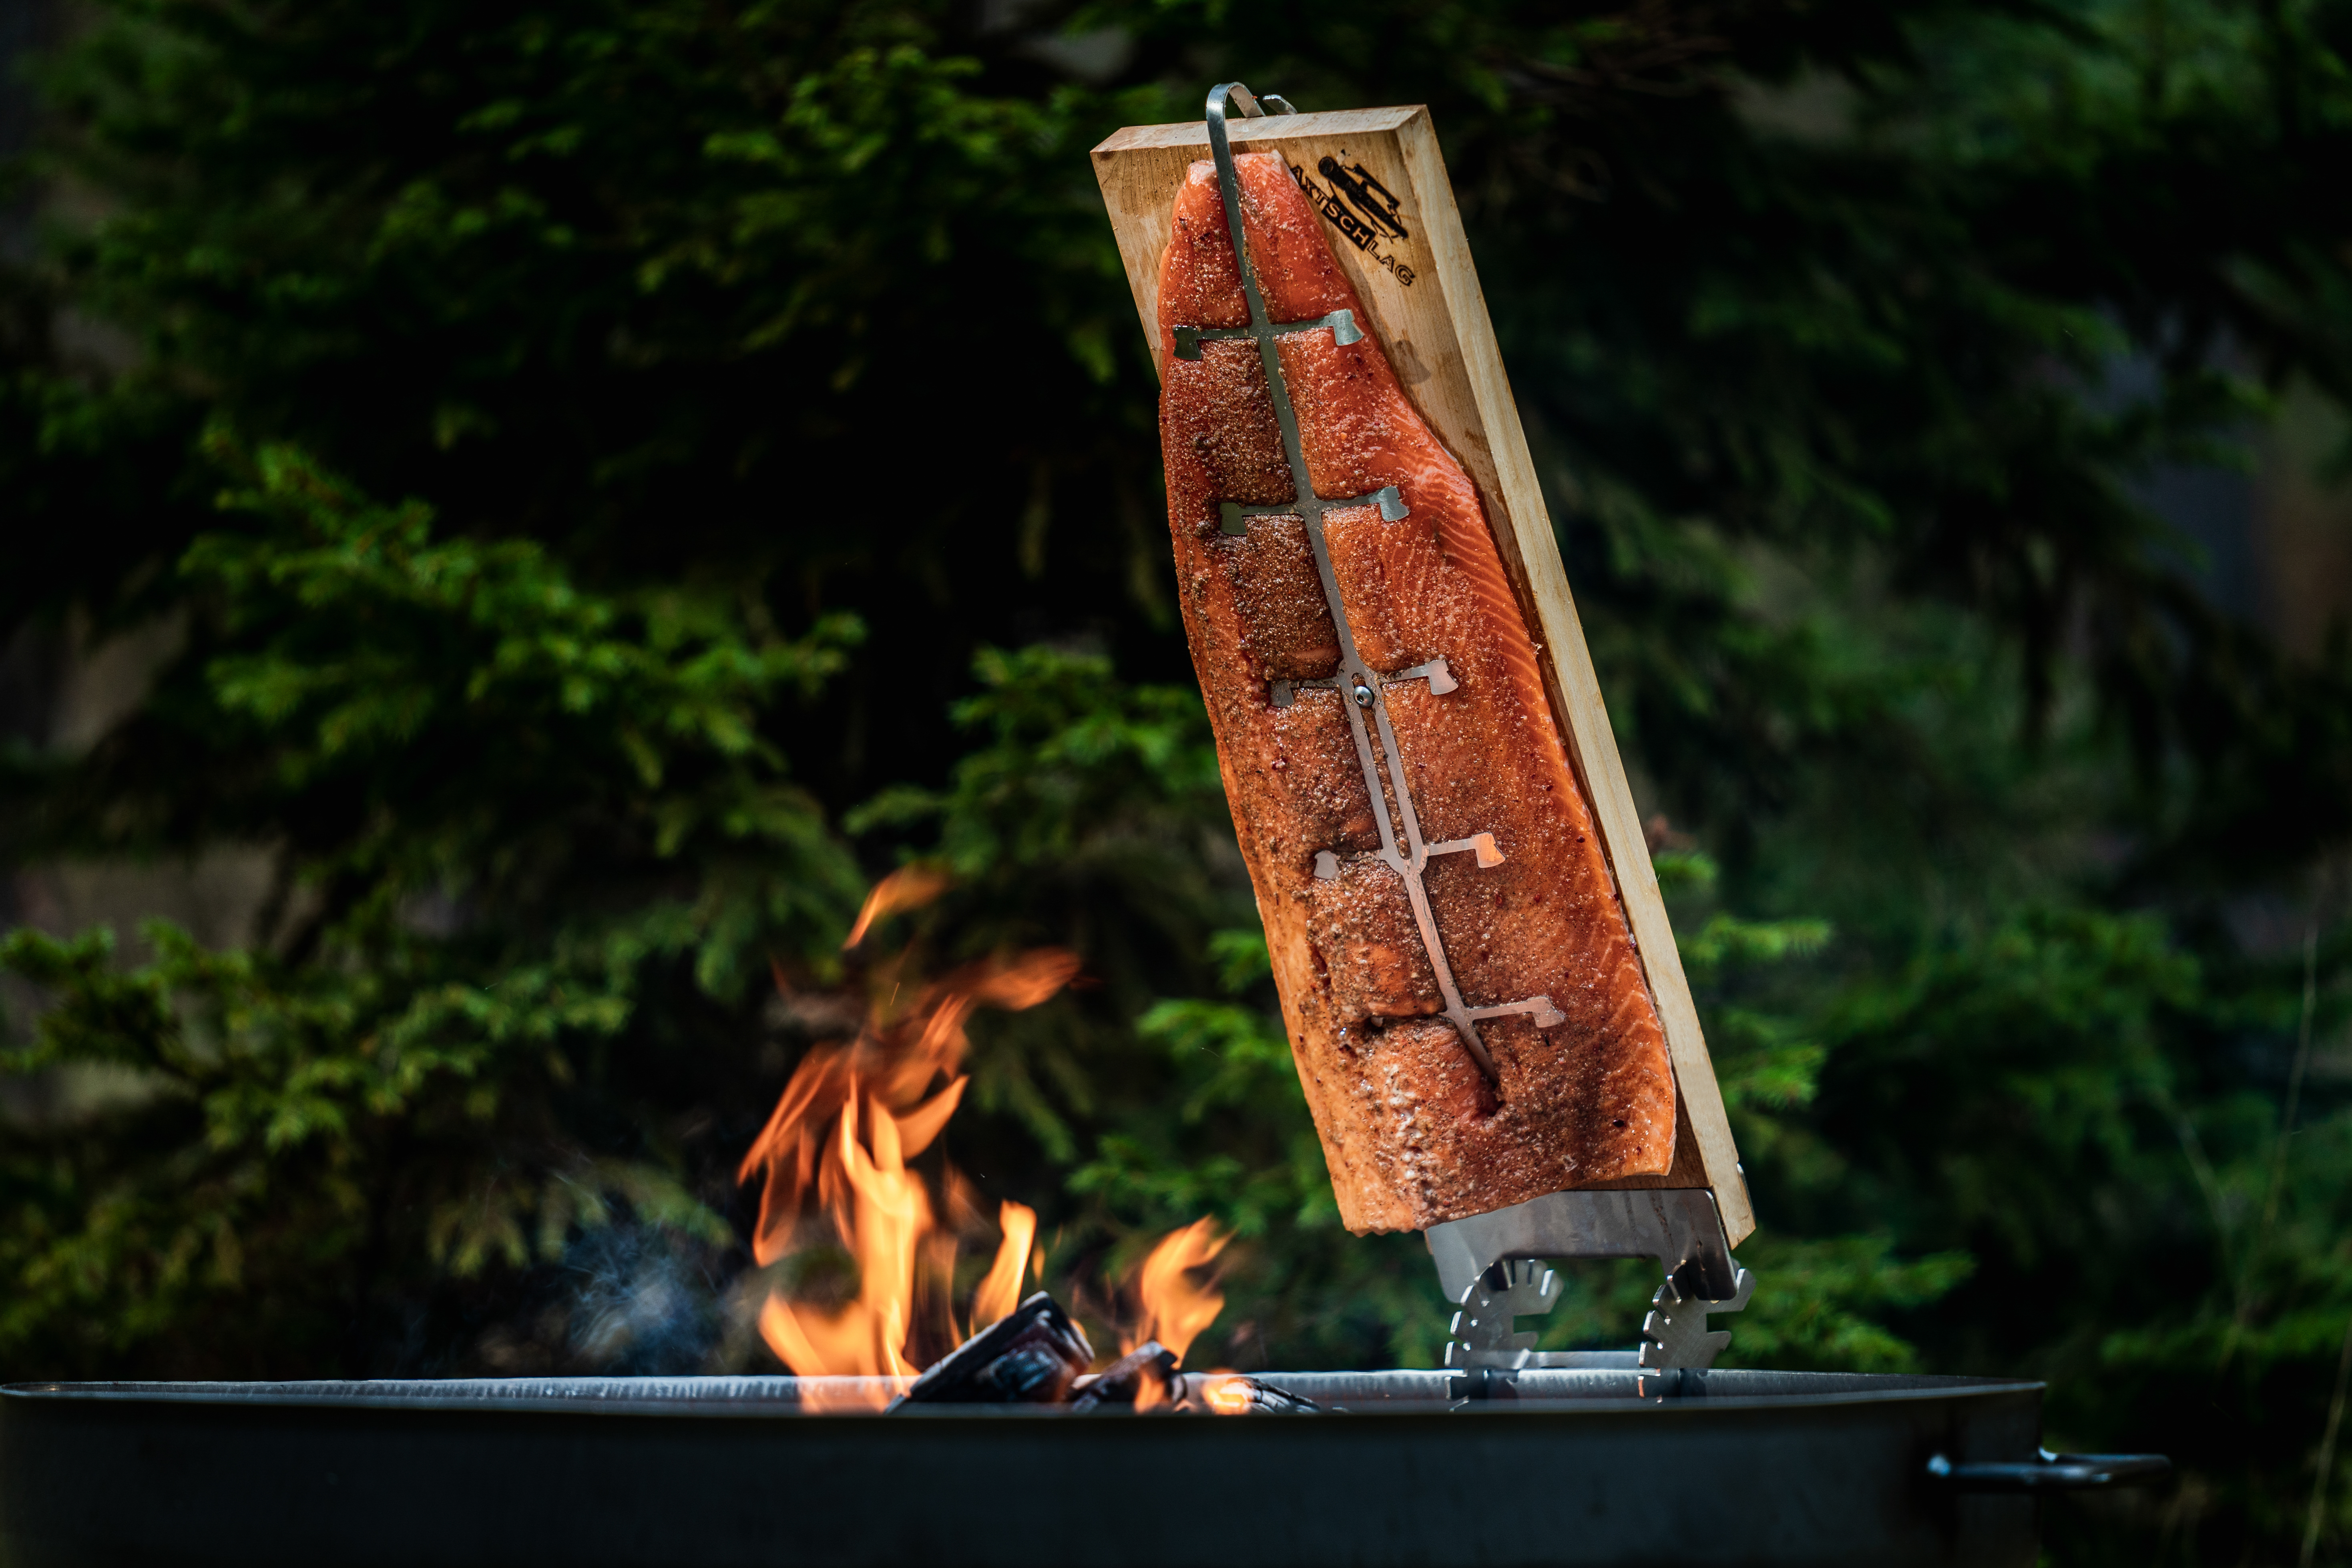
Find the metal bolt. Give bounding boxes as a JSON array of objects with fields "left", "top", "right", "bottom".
[{"left": 1352, "top": 681, "right": 1375, "bottom": 707}]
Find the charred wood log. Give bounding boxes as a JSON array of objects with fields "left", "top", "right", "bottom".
[
  {"left": 887, "top": 1293, "right": 1093, "bottom": 1409},
  {"left": 889, "top": 1295, "right": 1318, "bottom": 1414},
  {"left": 1068, "top": 1342, "right": 1178, "bottom": 1411}
]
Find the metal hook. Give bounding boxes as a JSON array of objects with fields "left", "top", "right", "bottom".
[{"left": 1206, "top": 82, "right": 1298, "bottom": 126}]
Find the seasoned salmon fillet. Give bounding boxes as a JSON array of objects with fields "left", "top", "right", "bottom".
[{"left": 1157, "top": 151, "right": 1676, "bottom": 1233}]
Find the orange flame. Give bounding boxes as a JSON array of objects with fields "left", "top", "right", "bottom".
[
  {"left": 972, "top": 1201, "right": 1037, "bottom": 1330},
  {"left": 1125, "top": 1217, "right": 1230, "bottom": 1365},
  {"left": 843, "top": 864, "right": 954, "bottom": 950},
  {"left": 738, "top": 937, "right": 1080, "bottom": 1392}
]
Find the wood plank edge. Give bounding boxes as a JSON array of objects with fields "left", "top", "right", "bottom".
[{"left": 1090, "top": 105, "right": 1423, "bottom": 158}]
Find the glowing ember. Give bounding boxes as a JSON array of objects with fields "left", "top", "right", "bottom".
[{"left": 1199, "top": 1375, "right": 1255, "bottom": 1415}]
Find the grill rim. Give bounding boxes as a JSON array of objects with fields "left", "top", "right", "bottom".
[{"left": 1, "top": 1368, "right": 2048, "bottom": 1418}]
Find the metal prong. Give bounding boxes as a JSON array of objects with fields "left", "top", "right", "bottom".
[
  {"left": 1219, "top": 501, "right": 1249, "bottom": 536},
  {"left": 1260, "top": 94, "right": 1298, "bottom": 115},
  {"left": 1330, "top": 308, "right": 1363, "bottom": 346},
  {"left": 1390, "top": 657, "right": 1456, "bottom": 695},
  {"left": 1426, "top": 832, "right": 1504, "bottom": 867},
  {"left": 1314, "top": 850, "right": 1340, "bottom": 881},
  {"left": 1460, "top": 994, "right": 1564, "bottom": 1030},
  {"left": 1449, "top": 1001, "right": 1562, "bottom": 1034},
  {"left": 1270, "top": 680, "right": 1294, "bottom": 709},
  {"left": 1375, "top": 485, "right": 1408, "bottom": 521},
  {"left": 1174, "top": 325, "right": 1202, "bottom": 361}
]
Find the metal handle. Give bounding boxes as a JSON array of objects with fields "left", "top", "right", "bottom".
[{"left": 1926, "top": 1448, "right": 2172, "bottom": 1492}]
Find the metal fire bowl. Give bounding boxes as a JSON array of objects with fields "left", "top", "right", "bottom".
[{"left": 0, "top": 1370, "right": 2111, "bottom": 1568}]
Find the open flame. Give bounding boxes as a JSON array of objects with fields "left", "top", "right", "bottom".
[
  {"left": 738, "top": 869, "right": 1077, "bottom": 1397},
  {"left": 1124, "top": 1217, "right": 1229, "bottom": 1365},
  {"left": 740, "top": 869, "right": 1239, "bottom": 1405},
  {"left": 972, "top": 1199, "right": 1038, "bottom": 1329},
  {"left": 1115, "top": 1216, "right": 1231, "bottom": 1412}
]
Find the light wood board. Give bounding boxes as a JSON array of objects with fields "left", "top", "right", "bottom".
[{"left": 1092, "top": 106, "right": 1753, "bottom": 1245}]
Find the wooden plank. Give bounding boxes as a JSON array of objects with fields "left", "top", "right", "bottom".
[{"left": 1091, "top": 107, "right": 1753, "bottom": 1244}]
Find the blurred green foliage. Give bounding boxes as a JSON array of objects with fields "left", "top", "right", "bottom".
[{"left": 1, "top": 0, "right": 2350, "bottom": 1560}]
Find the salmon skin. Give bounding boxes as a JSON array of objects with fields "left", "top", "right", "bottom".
[{"left": 1156, "top": 151, "right": 1676, "bottom": 1234}]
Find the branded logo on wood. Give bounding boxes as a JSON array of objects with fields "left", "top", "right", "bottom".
[{"left": 1291, "top": 154, "right": 1416, "bottom": 287}]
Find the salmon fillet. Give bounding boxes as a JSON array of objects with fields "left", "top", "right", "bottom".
[{"left": 1157, "top": 151, "right": 1677, "bottom": 1233}]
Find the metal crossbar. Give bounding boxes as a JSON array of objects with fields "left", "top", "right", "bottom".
[{"left": 1195, "top": 83, "right": 1563, "bottom": 1078}]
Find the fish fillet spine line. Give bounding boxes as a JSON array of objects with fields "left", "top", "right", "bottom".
[{"left": 1198, "top": 89, "right": 1563, "bottom": 1078}]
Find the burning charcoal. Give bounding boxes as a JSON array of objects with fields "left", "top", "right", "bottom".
[
  {"left": 1068, "top": 1342, "right": 1179, "bottom": 1411},
  {"left": 887, "top": 1292, "right": 1093, "bottom": 1409},
  {"left": 1184, "top": 1373, "right": 1322, "bottom": 1415}
]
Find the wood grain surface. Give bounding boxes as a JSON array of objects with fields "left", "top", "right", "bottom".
[{"left": 1092, "top": 106, "right": 1753, "bottom": 1243}]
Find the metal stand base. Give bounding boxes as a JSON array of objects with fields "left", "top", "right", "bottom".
[{"left": 1428, "top": 1189, "right": 1755, "bottom": 1373}]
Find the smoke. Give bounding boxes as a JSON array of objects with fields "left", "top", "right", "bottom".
[{"left": 554, "top": 1223, "right": 730, "bottom": 1376}]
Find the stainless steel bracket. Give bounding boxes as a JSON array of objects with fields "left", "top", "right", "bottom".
[
  {"left": 1177, "top": 309, "right": 1360, "bottom": 360},
  {"left": 1638, "top": 1265, "right": 1755, "bottom": 1371},
  {"left": 1272, "top": 655, "right": 1452, "bottom": 710},
  {"left": 1220, "top": 482, "right": 1403, "bottom": 536},
  {"left": 1446, "top": 1261, "right": 1641, "bottom": 1371},
  {"left": 1429, "top": 1189, "right": 1753, "bottom": 1373}
]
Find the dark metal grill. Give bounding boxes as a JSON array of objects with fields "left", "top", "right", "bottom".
[{"left": 0, "top": 1371, "right": 2157, "bottom": 1568}]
